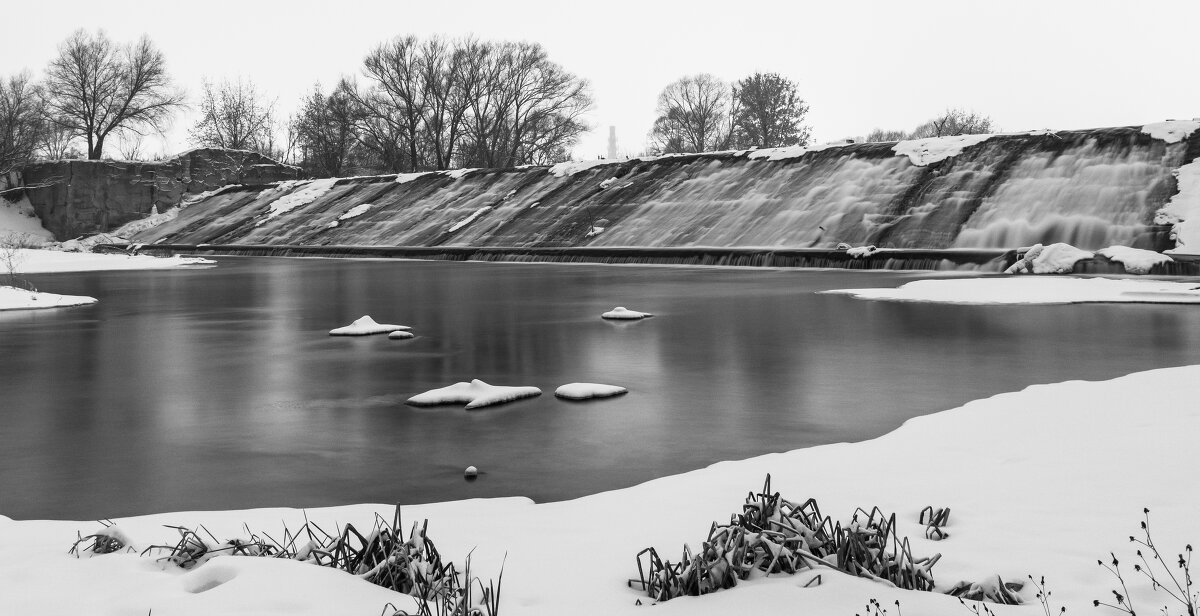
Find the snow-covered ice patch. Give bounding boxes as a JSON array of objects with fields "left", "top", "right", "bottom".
[
  {"left": 893, "top": 133, "right": 994, "bottom": 166},
  {"left": 448, "top": 206, "right": 492, "bottom": 233},
  {"left": 827, "top": 276, "right": 1200, "bottom": 305},
  {"left": 554, "top": 383, "right": 628, "bottom": 400},
  {"left": 1140, "top": 119, "right": 1200, "bottom": 144},
  {"left": 261, "top": 178, "right": 338, "bottom": 224},
  {"left": 1004, "top": 242, "right": 1094, "bottom": 274},
  {"left": 388, "top": 330, "right": 414, "bottom": 340},
  {"left": 585, "top": 226, "right": 605, "bottom": 238},
  {"left": 548, "top": 159, "right": 620, "bottom": 177},
  {"left": 1095, "top": 245, "right": 1173, "bottom": 275},
  {"left": 1155, "top": 159, "right": 1200, "bottom": 254},
  {"left": 601, "top": 306, "right": 652, "bottom": 320},
  {"left": 328, "top": 315, "right": 410, "bottom": 336},
  {"left": 846, "top": 245, "right": 878, "bottom": 258},
  {"left": 406, "top": 379, "right": 542, "bottom": 409},
  {"left": 0, "top": 286, "right": 97, "bottom": 311},
  {"left": 338, "top": 204, "right": 375, "bottom": 221}
]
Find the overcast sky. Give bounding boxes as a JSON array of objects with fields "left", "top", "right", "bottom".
[{"left": 5, "top": 0, "right": 1200, "bottom": 161}]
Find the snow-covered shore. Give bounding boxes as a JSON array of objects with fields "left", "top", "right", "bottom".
[
  {"left": 7, "top": 248, "right": 215, "bottom": 274},
  {"left": 3, "top": 364, "right": 1197, "bottom": 615},
  {"left": 829, "top": 275, "right": 1200, "bottom": 304},
  {"left": 0, "top": 286, "right": 96, "bottom": 311}
]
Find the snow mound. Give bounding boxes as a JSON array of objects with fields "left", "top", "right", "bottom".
[
  {"left": 1095, "top": 245, "right": 1173, "bottom": 275},
  {"left": 328, "top": 316, "right": 410, "bottom": 336},
  {"left": 846, "top": 245, "right": 878, "bottom": 258},
  {"left": 555, "top": 383, "right": 628, "bottom": 400},
  {"left": 1155, "top": 159, "right": 1200, "bottom": 254},
  {"left": 262, "top": 178, "right": 338, "bottom": 224},
  {"left": 827, "top": 276, "right": 1200, "bottom": 305},
  {"left": 549, "top": 159, "right": 620, "bottom": 177},
  {"left": 1140, "top": 120, "right": 1200, "bottom": 144},
  {"left": 388, "top": 330, "right": 414, "bottom": 340},
  {"left": 0, "top": 194, "right": 53, "bottom": 243},
  {"left": 893, "top": 133, "right": 994, "bottom": 166},
  {"left": 406, "top": 379, "right": 542, "bottom": 409},
  {"left": 1004, "top": 242, "right": 1094, "bottom": 274},
  {"left": 601, "top": 306, "right": 652, "bottom": 320},
  {"left": 0, "top": 286, "right": 97, "bottom": 311}
]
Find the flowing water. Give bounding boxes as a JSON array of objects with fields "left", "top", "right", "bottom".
[{"left": 2, "top": 257, "right": 1199, "bottom": 520}]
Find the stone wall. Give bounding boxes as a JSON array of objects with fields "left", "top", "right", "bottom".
[{"left": 18, "top": 149, "right": 301, "bottom": 240}]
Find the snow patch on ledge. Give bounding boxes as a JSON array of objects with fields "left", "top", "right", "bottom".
[
  {"left": 746, "top": 141, "right": 845, "bottom": 162},
  {"left": 448, "top": 206, "right": 492, "bottom": 233},
  {"left": 1141, "top": 120, "right": 1200, "bottom": 144},
  {"left": 1155, "top": 159, "right": 1200, "bottom": 254},
  {"left": 827, "top": 276, "right": 1200, "bottom": 305},
  {"left": 892, "top": 133, "right": 995, "bottom": 166},
  {"left": 1095, "top": 245, "right": 1173, "bottom": 275},
  {"left": 262, "top": 178, "right": 338, "bottom": 224}
]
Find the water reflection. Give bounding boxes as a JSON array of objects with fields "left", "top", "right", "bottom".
[{"left": 1, "top": 259, "right": 1196, "bottom": 520}]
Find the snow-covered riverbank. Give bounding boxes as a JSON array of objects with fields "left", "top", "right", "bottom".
[
  {"left": 3, "top": 364, "right": 1196, "bottom": 615},
  {"left": 6, "top": 248, "right": 215, "bottom": 274}
]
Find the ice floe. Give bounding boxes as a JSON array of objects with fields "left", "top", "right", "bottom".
[
  {"left": 388, "top": 330, "right": 415, "bottom": 340},
  {"left": 328, "top": 315, "right": 410, "bottom": 336},
  {"left": 827, "top": 276, "right": 1200, "bottom": 305},
  {"left": 601, "top": 306, "right": 652, "bottom": 320},
  {"left": 406, "top": 379, "right": 542, "bottom": 409},
  {"left": 554, "top": 383, "right": 628, "bottom": 400},
  {"left": 0, "top": 286, "right": 97, "bottom": 311}
]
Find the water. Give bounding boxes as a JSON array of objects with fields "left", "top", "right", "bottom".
[{"left": 2, "top": 257, "right": 1198, "bottom": 521}]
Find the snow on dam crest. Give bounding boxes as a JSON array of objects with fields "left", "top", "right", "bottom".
[{"left": 133, "top": 124, "right": 1200, "bottom": 254}]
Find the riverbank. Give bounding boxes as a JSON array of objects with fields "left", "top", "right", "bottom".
[{"left": 3, "top": 363, "right": 1196, "bottom": 615}]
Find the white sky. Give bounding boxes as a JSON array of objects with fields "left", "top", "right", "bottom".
[{"left": 4, "top": 0, "right": 1200, "bottom": 161}]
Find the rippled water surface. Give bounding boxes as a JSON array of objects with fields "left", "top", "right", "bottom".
[{"left": 2, "top": 257, "right": 1198, "bottom": 520}]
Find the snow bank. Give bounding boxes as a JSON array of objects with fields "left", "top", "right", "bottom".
[
  {"left": 262, "top": 178, "right": 338, "bottom": 223},
  {"left": 893, "top": 133, "right": 994, "bottom": 166},
  {"left": 1140, "top": 119, "right": 1200, "bottom": 144},
  {"left": 549, "top": 159, "right": 620, "bottom": 177},
  {"left": 554, "top": 383, "right": 628, "bottom": 400},
  {"left": 0, "top": 194, "right": 53, "bottom": 243},
  {"left": 1155, "top": 159, "right": 1200, "bottom": 254},
  {"left": 406, "top": 379, "right": 542, "bottom": 409},
  {"left": 6, "top": 365, "right": 1200, "bottom": 615},
  {"left": 1004, "top": 242, "right": 1094, "bottom": 274},
  {"left": 5, "top": 249, "right": 213, "bottom": 274},
  {"left": 827, "top": 276, "right": 1200, "bottom": 305},
  {"left": 0, "top": 286, "right": 97, "bottom": 311},
  {"left": 1095, "top": 245, "right": 1173, "bottom": 274},
  {"left": 601, "top": 306, "right": 652, "bottom": 320},
  {"left": 328, "top": 315, "right": 410, "bottom": 336}
]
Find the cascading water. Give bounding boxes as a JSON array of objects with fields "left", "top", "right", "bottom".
[{"left": 133, "top": 122, "right": 1200, "bottom": 258}]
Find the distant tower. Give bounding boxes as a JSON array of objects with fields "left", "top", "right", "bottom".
[{"left": 607, "top": 126, "right": 618, "bottom": 160}]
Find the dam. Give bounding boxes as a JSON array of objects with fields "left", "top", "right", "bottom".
[{"left": 119, "top": 122, "right": 1200, "bottom": 269}]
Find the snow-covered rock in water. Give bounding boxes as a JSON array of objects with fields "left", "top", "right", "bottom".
[
  {"left": 388, "top": 330, "right": 414, "bottom": 340},
  {"left": 328, "top": 316, "right": 410, "bottom": 336},
  {"left": 0, "top": 286, "right": 97, "bottom": 311},
  {"left": 1095, "top": 245, "right": 1173, "bottom": 275},
  {"left": 835, "top": 242, "right": 852, "bottom": 250},
  {"left": 406, "top": 379, "right": 542, "bottom": 409},
  {"left": 601, "top": 307, "right": 652, "bottom": 320},
  {"left": 555, "top": 383, "right": 628, "bottom": 400},
  {"left": 1005, "top": 242, "right": 1092, "bottom": 274},
  {"left": 846, "top": 245, "right": 878, "bottom": 258}
]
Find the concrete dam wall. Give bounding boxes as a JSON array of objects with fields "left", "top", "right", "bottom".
[{"left": 134, "top": 124, "right": 1200, "bottom": 255}]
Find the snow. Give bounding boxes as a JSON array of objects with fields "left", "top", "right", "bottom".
[
  {"left": 745, "top": 142, "right": 842, "bottom": 162},
  {"left": 6, "top": 365, "right": 1200, "bottom": 615},
  {"left": 1155, "top": 159, "right": 1200, "bottom": 254},
  {"left": 448, "top": 206, "right": 492, "bottom": 233},
  {"left": 554, "top": 383, "right": 628, "bottom": 400},
  {"left": 395, "top": 172, "right": 431, "bottom": 184},
  {"left": 3, "top": 249, "right": 214, "bottom": 274},
  {"left": 261, "top": 178, "right": 338, "bottom": 223},
  {"left": 1004, "top": 242, "right": 1094, "bottom": 274},
  {"left": 0, "top": 195, "right": 53, "bottom": 243},
  {"left": 846, "top": 245, "right": 878, "bottom": 258},
  {"left": 1140, "top": 119, "right": 1200, "bottom": 144},
  {"left": 549, "top": 159, "right": 621, "bottom": 177},
  {"left": 406, "top": 379, "right": 542, "bottom": 409},
  {"left": 328, "top": 315, "right": 410, "bottom": 336},
  {"left": 585, "top": 226, "right": 605, "bottom": 238},
  {"left": 826, "top": 276, "right": 1200, "bottom": 305},
  {"left": 388, "top": 330, "right": 414, "bottom": 340},
  {"left": 601, "top": 306, "right": 652, "bottom": 320},
  {"left": 0, "top": 286, "right": 97, "bottom": 311},
  {"left": 338, "top": 203, "right": 375, "bottom": 221},
  {"left": 892, "top": 133, "right": 995, "bottom": 166},
  {"left": 1095, "top": 245, "right": 1173, "bottom": 274}
]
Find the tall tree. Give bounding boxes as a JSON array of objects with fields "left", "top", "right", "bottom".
[
  {"left": 732, "top": 72, "right": 810, "bottom": 149},
  {"left": 293, "top": 83, "right": 359, "bottom": 178},
  {"left": 0, "top": 72, "right": 46, "bottom": 172},
  {"left": 649, "top": 74, "right": 735, "bottom": 154},
  {"left": 43, "top": 29, "right": 184, "bottom": 160},
  {"left": 189, "top": 77, "right": 277, "bottom": 153}
]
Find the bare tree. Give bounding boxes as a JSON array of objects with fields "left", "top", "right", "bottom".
[
  {"left": 43, "top": 29, "right": 185, "bottom": 160},
  {"left": 189, "top": 77, "right": 277, "bottom": 153},
  {"left": 293, "top": 83, "right": 359, "bottom": 178},
  {"left": 863, "top": 128, "right": 910, "bottom": 142},
  {"left": 649, "top": 74, "right": 735, "bottom": 154},
  {"left": 732, "top": 72, "right": 810, "bottom": 149},
  {"left": 0, "top": 72, "right": 46, "bottom": 172},
  {"left": 911, "top": 108, "right": 995, "bottom": 138}
]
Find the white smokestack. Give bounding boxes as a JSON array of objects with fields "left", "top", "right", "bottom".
[{"left": 607, "top": 126, "right": 617, "bottom": 160}]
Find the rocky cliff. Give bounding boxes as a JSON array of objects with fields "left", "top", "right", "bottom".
[{"left": 19, "top": 149, "right": 300, "bottom": 240}]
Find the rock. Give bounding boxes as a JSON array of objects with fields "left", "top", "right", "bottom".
[{"left": 601, "top": 307, "right": 652, "bottom": 320}]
